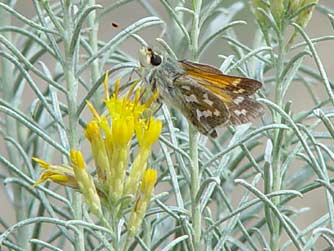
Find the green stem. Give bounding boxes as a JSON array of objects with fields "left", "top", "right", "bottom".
[
  {"left": 112, "top": 213, "right": 120, "bottom": 251},
  {"left": 189, "top": 125, "right": 201, "bottom": 251},
  {"left": 189, "top": 1, "right": 202, "bottom": 250},
  {"left": 191, "top": 0, "right": 202, "bottom": 61},
  {"left": 274, "top": 33, "right": 285, "bottom": 109},
  {"left": 87, "top": 0, "right": 100, "bottom": 106},
  {"left": 271, "top": 27, "right": 285, "bottom": 251},
  {"left": 62, "top": 1, "right": 84, "bottom": 250},
  {"left": 123, "top": 236, "right": 131, "bottom": 251},
  {"left": 0, "top": 4, "right": 29, "bottom": 249}
]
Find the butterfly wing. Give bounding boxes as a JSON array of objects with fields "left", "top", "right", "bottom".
[
  {"left": 172, "top": 75, "right": 230, "bottom": 137},
  {"left": 179, "top": 60, "right": 264, "bottom": 125},
  {"left": 180, "top": 60, "right": 262, "bottom": 95},
  {"left": 223, "top": 94, "right": 264, "bottom": 125}
]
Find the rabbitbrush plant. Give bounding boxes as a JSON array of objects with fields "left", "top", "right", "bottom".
[{"left": 1, "top": 0, "right": 334, "bottom": 250}]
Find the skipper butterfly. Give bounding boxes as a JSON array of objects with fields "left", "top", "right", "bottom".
[{"left": 139, "top": 47, "right": 264, "bottom": 137}]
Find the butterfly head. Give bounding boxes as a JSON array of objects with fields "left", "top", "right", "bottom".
[{"left": 139, "top": 47, "right": 163, "bottom": 69}]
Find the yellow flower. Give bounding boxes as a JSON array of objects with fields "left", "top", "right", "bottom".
[
  {"left": 124, "top": 118, "right": 161, "bottom": 196},
  {"left": 124, "top": 148, "right": 150, "bottom": 196},
  {"left": 140, "top": 168, "right": 157, "bottom": 197},
  {"left": 32, "top": 157, "right": 78, "bottom": 188},
  {"left": 136, "top": 117, "right": 162, "bottom": 149},
  {"left": 86, "top": 100, "right": 100, "bottom": 121},
  {"left": 70, "top": 150, "right": 102, "bottom": 215},
  {"left": 111, "top": 115, "right": 135, "bottom": 146},
  {"left": 85, "top": 76, "right": 160, "bottom": 202},
  {"left": 34, "top": 73, "right": 161, "bottom": 231},
  {"left": 105, "top": 84, "right": 145, "bottom": 122},
  {"left": 128, "top": 168, "right": 157, "bottom": 236},
  {"left": 85, "top": 120, "right": 110, "bottom": 181}
]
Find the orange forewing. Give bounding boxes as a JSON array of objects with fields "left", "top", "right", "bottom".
[
  {"left": 179, "top": 60, "right": 264, "bottom": 125},
  {"left": 180, "top": 60, "right": 262, "bottom": 96}
]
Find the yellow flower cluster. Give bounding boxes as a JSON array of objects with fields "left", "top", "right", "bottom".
[{"left": 33, "top": 73, "right": 161, "bottom": 235}]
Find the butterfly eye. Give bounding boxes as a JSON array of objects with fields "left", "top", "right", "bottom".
[{"left": 150, "top": 54, "right": 162, "bottom": 66}]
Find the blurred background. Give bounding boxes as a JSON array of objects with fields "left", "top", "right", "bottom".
[{"left": 1, "top": 0, "right": 334, "bottom": 249}]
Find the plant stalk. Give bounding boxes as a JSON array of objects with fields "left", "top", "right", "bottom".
[
  {"left": 189, "top": 1, "right": 202, "bottom": 250},
  {"left": 62, "top": 1, "right": 84, "bottom": 250},
  {"left": 189, "top": 125, "right": 201, "bottom": 251},
  {"left": 271, "top": 26, "right": 285, "bottom": 251},
  {"left": 87, "top": 0, "right": 100, "bottom": 106},
  {"left": 191, "top": 0, "right": 202, "bottom": 61}
]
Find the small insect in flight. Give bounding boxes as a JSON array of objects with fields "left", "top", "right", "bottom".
[{"left": 139, "top": 47, "right": 264, "bottom": 138}]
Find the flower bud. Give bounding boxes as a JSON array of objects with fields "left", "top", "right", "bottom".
[
  {"left": 252, "top": 0, "right": 271, "bottom": 30},
  {"left": 270, "top": 0, "right": 285, "bottom": 24},
  {"left": 288, "top": 0, "right": 318, "bottom": 46},
  {"left": 295, "top": 0, "right": 318, "bottom": 28},
  {"left": 128, "top": 169, "right": 157, "bottom": 236},
  {"left": 70, "top": 150, "right": 102, "bottom": 216},
  {"left": 85, "top": 120, "right": 110, "bottom": 181},
  {"left": 124, "top": 118, "right": 161, "bottom": 196},
  {"left": 287, "top": 0, "right": 302, "bottom": 14},
  {"left": 33, "top": 157, "right": 78, "bottom": 189}
]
